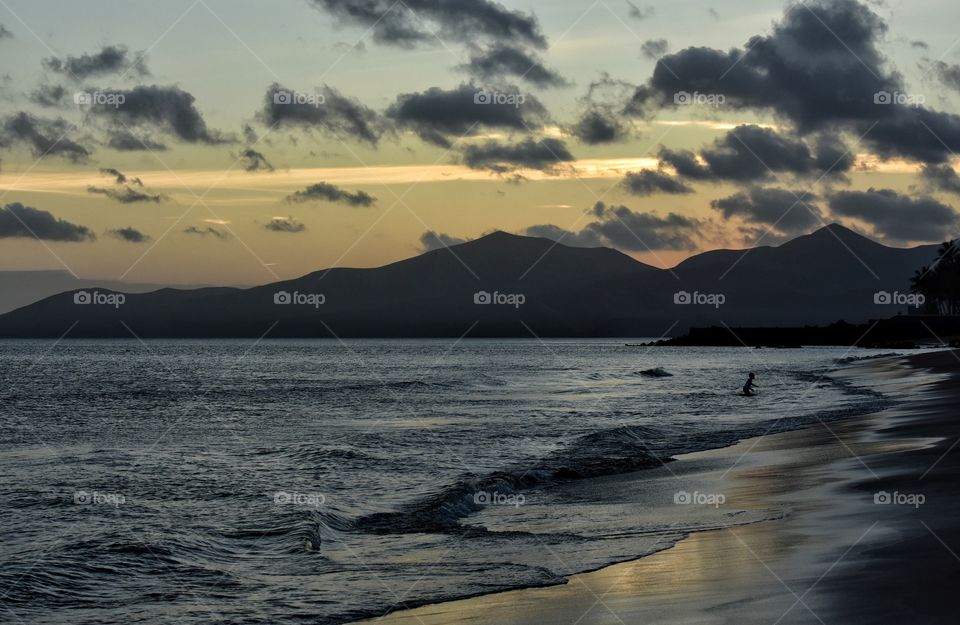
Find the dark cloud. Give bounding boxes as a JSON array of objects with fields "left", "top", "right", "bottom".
[
  {"left": 259, "top": 83, "right": 382, "bottom": 145},
  {"left": 419, "top": 230, "right": 469, "bottom": 251},
  {"left": 462, "top": 137, "right": 574, "bottom": 173},
  {"left": 523, "top": 223, "right": 604, "bottom": 247},
  {"left": 622, "top": 169, "right": 694, "bottom": 196},
  {"left": 828, "top": 188, "right": 959, "bottom": 243},
  {"left": 286, "top": 182, "right": 376, "bottom": 207},
  {"left": 569, "top": 74, "right": 636, "bottom": 144},
  {"left": 0, "top": 112, "right": 90, "bottom": 161},
  {"left": 307, "top": 0, "right": 546, "bottom": 49},
  {"left": 29, "top": 84, "right": 69, "bottom": 107},
  {"left": 641, "top": 38, "right": 668, "bottom": 60},
  {"left": 626, "top": 1, "right": 655, "bottom": 20},
  {"left": 87, "top": 85, "right": 228, "bottom": 145},
  {"left": 183, "top": 226, "right": 228, "bottom": 239},
  {"left": 107, "top": 226, "right": 150, "bottom": 243},
  {"left": 0, "top": 203, "right": 94, "bottom": 241},
  {"left": 460, "top": 44, "right": 568, "bottom": 88},
  {"left": 265, "top": 217, "right": 306, "bottom": 233},
  {"left": 657, "top": 125, "right": 853, "bottom": 183},
  {"left": 0, "top": 24, "right": 13, "bottom": 39},
  {"left": 87, "top": 186, "right": 164, "bottom": 204},
  {"left": 657, "top": 146, "right": 713, "bottom": 180},
  {"left": 568, "top": 108, "right": 630, "bottom": 144},
  {"left": 525, "top": 201, "right": 701, "bottom": 251},
  {"left": 43, "top": 45, "right": 148, "bottom": 80},
  {"left": 239, "top": 147, "right": 273, "bottom": 172},
  {"left": 929, "top": 60, "right": 960, "bottom": 92},
  {"left": 920, "top": 164, "right": 960, "bottom": 195},
  {"left": 711, "top": 187, "right": 823, "bottom": 236},
  {"left": 100, "top": 167, "right": 143, "bottom": 186},
  {"left": 628, "top": 0, "right": 960, "bottom": 164},
  {"left": 386, "top": 82, "right": 547, "bottom": 148}
]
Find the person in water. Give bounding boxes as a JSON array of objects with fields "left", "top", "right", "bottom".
[{"left": 743, "top": 372, "right": 758, "bottom": 396}]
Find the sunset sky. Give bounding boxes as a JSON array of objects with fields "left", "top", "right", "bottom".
[{"left": 0, "top": 0, "right": 958, "bottom": 286}]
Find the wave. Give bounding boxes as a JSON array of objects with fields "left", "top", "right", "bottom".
[
  {"left": 355, "top": 424, "right": 671, "bottom": 534},
  {"left": 636, "top": 367, "right": 673, "bottom": 377},
  {"left": 834, "top": 352, "right": 903, "bottom": 365}
]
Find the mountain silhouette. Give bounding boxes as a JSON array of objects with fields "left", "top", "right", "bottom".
[{"left": 0, "top": 224, "right": 942, "bottom": 338}]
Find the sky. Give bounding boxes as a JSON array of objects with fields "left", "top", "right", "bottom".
[{"left": 0, "top": 0, "right": 958, "bottom": 286}]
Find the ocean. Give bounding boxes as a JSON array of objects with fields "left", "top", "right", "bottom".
[{"left": 0, "top": 340, "right": 908, "bottom": 624}]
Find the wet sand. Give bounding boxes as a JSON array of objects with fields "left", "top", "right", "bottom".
[{"left": 355, "top": 350, "right": 960, "bottom": 625}]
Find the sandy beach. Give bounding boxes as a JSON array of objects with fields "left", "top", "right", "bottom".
[{"left": 356, "top": 350, "right": 960, "bottom": 625}]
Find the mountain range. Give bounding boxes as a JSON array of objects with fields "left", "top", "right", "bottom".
[{"left": 0, "top": 224, "right": 942, "bottom": 338}]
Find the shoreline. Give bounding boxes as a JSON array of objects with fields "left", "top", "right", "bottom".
[{"left": 354, "top": 349, "right": 960, "bottom": 625}]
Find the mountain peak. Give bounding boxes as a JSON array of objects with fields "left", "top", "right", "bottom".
[{"left": 783, "top": 222, "right": 881, "bottom": 251}]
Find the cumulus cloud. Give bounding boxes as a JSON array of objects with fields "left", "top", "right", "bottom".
[
  {"left": 419, "top": 230, "right": 469, "bottom": 251},
  {"left": 87, "top": 85, "right": 228, "bottom": 145},
  {"left": 386, "top": 82, "right": 547, "bottom": 148},
  {"left": 568, "top": 109, "right": 630, "bottom": 144},
  {"left": 0, "top": 112, "right": 90, "bottom": 161},
  {"left": 306, "top": 0, "right": 546, "bottom": 49},
  {"left": 43, "top": 45, "right": 148, "bottom": 79},
  {"left": 628, "top": 0, "right": 960, "bottom": 164},
  {"left": 524, "top": 201, "right": 701, "bottom": 251},
  {"left": 920, "top": 164, "right": 960, "bottom": 195},
  {"left": 0, "top": 203, "right": 94, "bottom": 241},
  {"left": 462, "top": 137, "right": 574, "bottom": 174},
  {"left": 828, "top": 188, "right": 959, "bottom": 243},
  {"left": 259, "top": 83, "right": 382, "bottom": 145},
  {"left": 711, "top": 187, "right": 823, "bottom": 236},
  {"left": 640, "top": 38, "right": 668, "bottom": 60},
  {"left": 183, "top": 225, "right": 229, "bottom": 239},
  {"left": 568, "top": 74, "right": 635, "bottom": 144},
  {"left": 286, "top": 182, "right": 376, "bottom": 206},
  {"left": 657, "top": 125, "right": 853, "bottom": 182},
  {"left": 107, "top": 226, "right": 150, "bottom": 243},
  {"left": 239, "top": 147, "right": 274, "bottom": 172},
  {"left": 265, "top": 217, "right": 306, "bottom": 233},
  {"left": 460, "top": 44, "right": 568, "bottom": 87},
  {"left": 622, "top": 169, "right": 694, "bottom": 196},
  {"left": 28, "top": 84, "right": 69, "bottom": 107}
]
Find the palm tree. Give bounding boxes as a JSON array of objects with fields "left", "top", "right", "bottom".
[{"left": 911, "top": 240, "right": 960, "bottom": 315}]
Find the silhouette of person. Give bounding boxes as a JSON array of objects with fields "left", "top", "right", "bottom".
[{"left": 743, "top": 372, "right": 758, "bottom": 396}]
